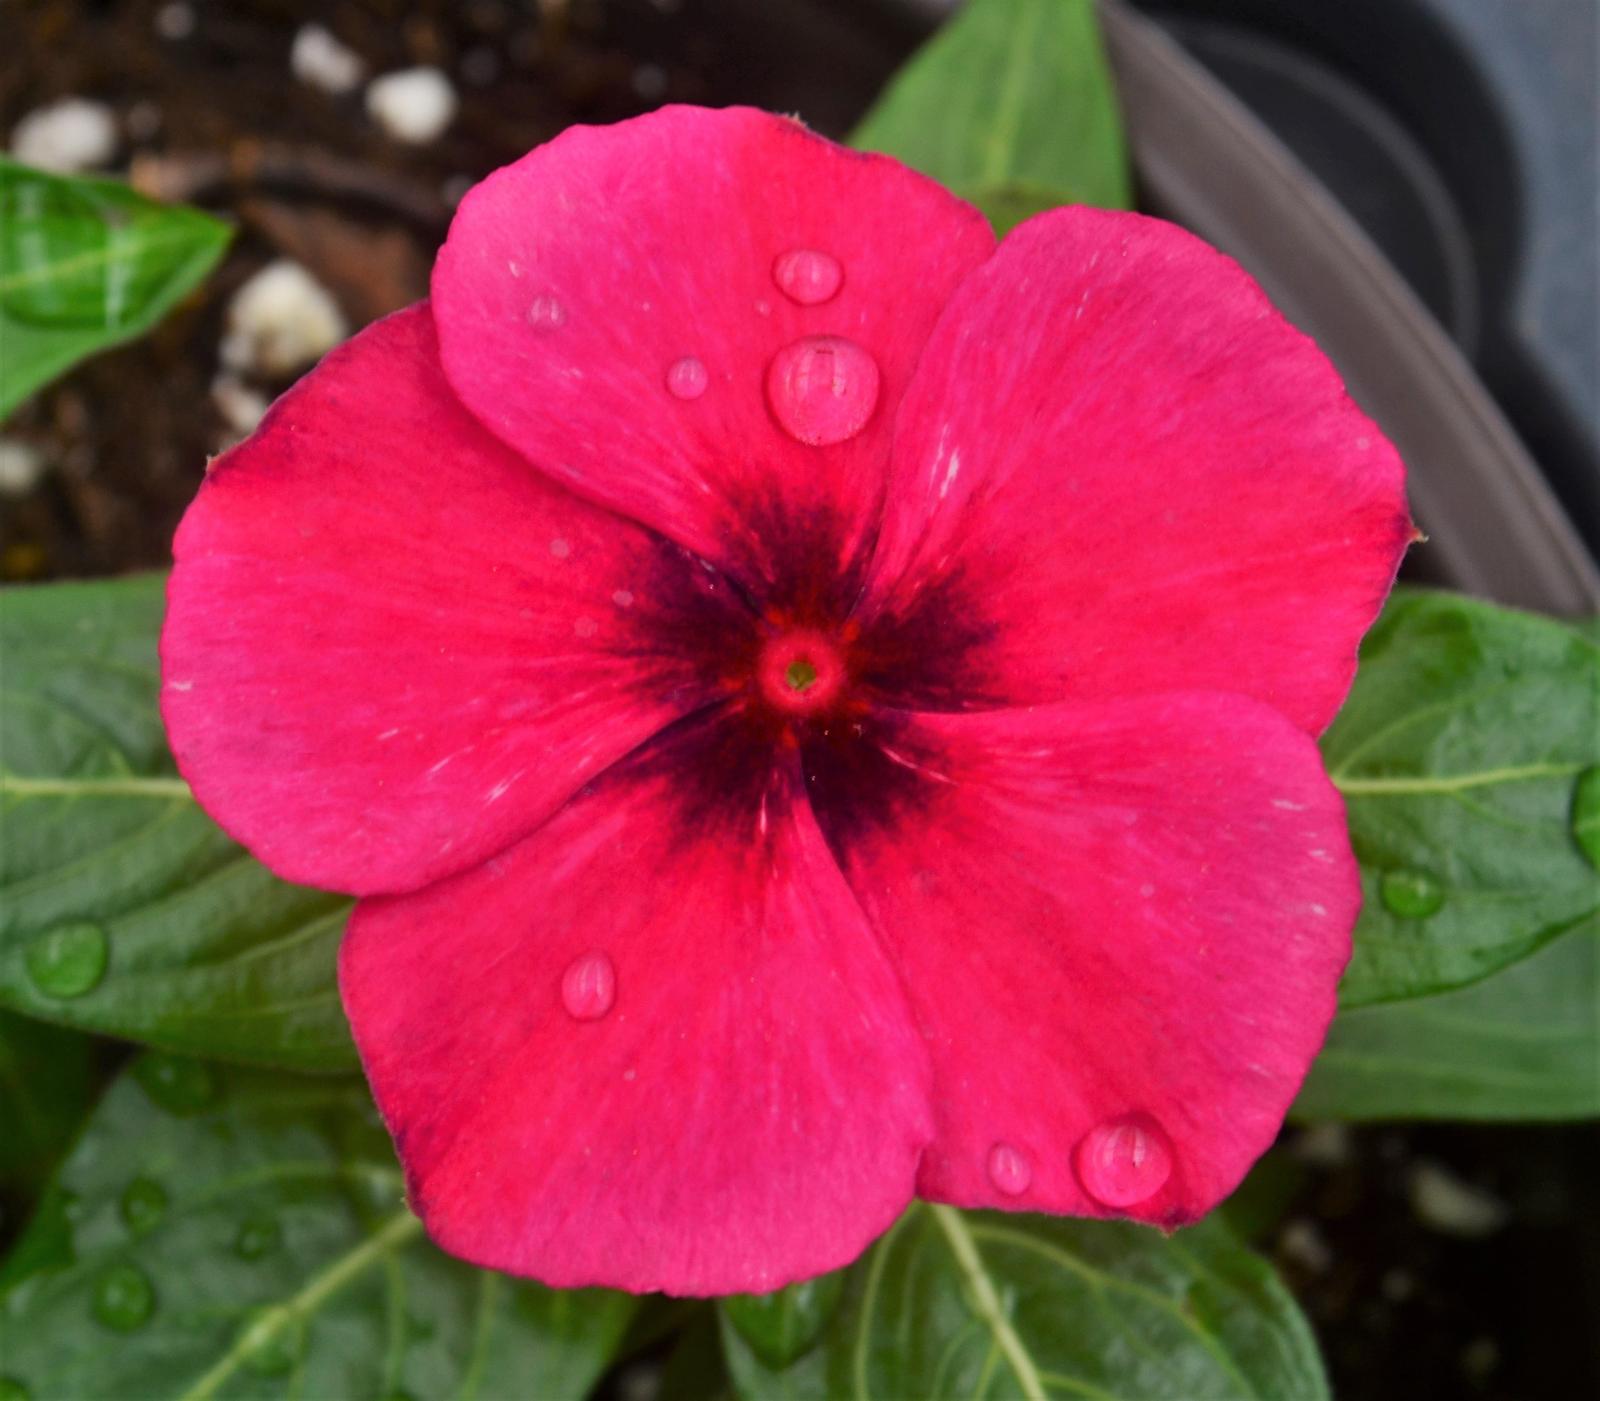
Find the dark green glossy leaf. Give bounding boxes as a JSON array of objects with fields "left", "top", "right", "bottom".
[
  {"left": 849, "top": 0, "right": 1131, "bottom": 232},
  {"left": 0, "top": 157, "right": 231, "bottom": 419},
  {"left": 0, "top": 1011, "right": 100, "bottom": 1202},
  {"left": 1296, "top": 925, "right": 1599, "bottom": 1121},
  {"left": 0, "top": 1055, "right": 637, "bottom": 1400},
  {"left": 1325, "top": 590, "right": 1599, "bottom": 1006},
  {"left": 721, "top": 1269, "right": 846, "bottom": 1370},
  {"left": 719, "top": 1205, "right": 1326, "bottom": 1400},
  {"left": 0, "top": 575, "right": 356, "bottom": 1070}
]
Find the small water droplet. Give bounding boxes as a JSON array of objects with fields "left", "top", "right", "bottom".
[
  {"left": 561, "top": 951, "right": 615, "bottom": 1021},
  {"left": 92, "top": 1264, "right": 155, "bottom": 1333},
  {"left": 573, "top": 616, "right": 598, "bottom": 639},
  {"left": 239, "top": 1311, "right": 299, "bottom": 1377},
  {"left": 665, "top": 356, "right": 708, "bottom": 400},
  {"left": 772, "top": 248, "right": 843, "bottom": 305},
  {"left": 549, "top": 537, "right": 571, "bottom": 559},
  {"left": 527, "top": 294, "right": 567, "bottom": 329},
  {"left": 0, "top": 1378, "right": 31, "bottom": 1401},
  {"left": 1572, "top": 765, "right": 1600, "bottom": 871},
  {"left": 1379, "top": 869, "right": 1446, "bottom": 919},
  {"left": 24, "top": 921, "right": 108, "bottom": 999},
  {"left": 765, "top": 336, "right": 880, "bottom": 447},
  {"left": 1075, "top": 1116, "right": 1173, "bottom": 1208},
  {"left": 611, "top": 589, "right": 634, "bottom": 608},
  {"left": 134, "top": 1054, "right": 219, "bottom": 1115},
  {"left": 986, "top": 1142, "right": 1032, "bottom": 1196},
  {"left": 119, "top": 1177, "right": 168, "bottom": 1236},
  {"left": 235, "top": 1215, "right": 282, "bottom": 1260}
]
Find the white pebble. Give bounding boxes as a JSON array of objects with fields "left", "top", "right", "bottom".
[
  {"left": 154, "top": 3, "right": 195, "bottom": 40},
  {"left": 10, "top": 98, "right": 117, "bottom": 173},
  {"left": 1407, "top": 1160, "right": 1508, "bottom": 1238},
  {"left": 210, "top": 373, "right": 270, "bottom": 436},
  {"left": 0, "top": 438, "right": 49, "bottom": 497},
  {"left": 365, "top": 67, "right": 458, "bottom": 145},
  {"left": 220, "top": 260, "right": 348, "bottom": 378},
  {"left": 1276, "top": 1219, "right": 1333, "bottom": 1275},
  {"left": 1290, "top": 1121, "right": 1353, "bottom": 1169},
  {"left": 291, "top": 25, "right": 366, "bottom": 96}
]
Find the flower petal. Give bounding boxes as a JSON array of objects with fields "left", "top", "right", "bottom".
[
  {"left": 162, "top": 304, "right": 739, "bottom": 897},
  {"left": 807, "top": 693, "right": 1357, "bottom": 1224},
  {"left": 340, "top": 711, "right": 933, "bottom": 1295},
  {"left": 861, "top": 206, "right": 1412, "bottom": 733},
  {"left": 431, "top": 105, "right": 994, "bottom": 605}
]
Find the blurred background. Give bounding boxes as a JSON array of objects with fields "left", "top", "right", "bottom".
[{"left": 2, "top": 3, "right": 1596, "bottom": 1397}]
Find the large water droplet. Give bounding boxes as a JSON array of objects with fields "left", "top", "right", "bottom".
[
  {"left": 134, "top": 1054, "right": 219, "bottom": 1115},
  {"left": 1572, "top": 765, "right": 1600, "bottom": 871},
  {"left": 92, "top": 1264, "right": 155, "bottom": 1332},
  {"left": 527, "top": 294, "right": 567, "bottom": 330},
  {"left": 24, "top": 921, "right": 108, "bottom": 999},
  {"left": 561, "top": 951, "right": 615, "bottom": 1021},
  {"left": 665, "top": 356, "right": 708, "bottom": 401},
  {"left": 986, "top": 1142, "right": 1032, "bottom": 1196},
  {"left": 1075, "top": 1116, "right": 1173, "bottom": 1208},
  {"left": 1379, "top": 869, "right": 1446, "bottom": 919},
  {"left": 0, "top": 1378, "right": 31, "bottom": 1401},
  {"left": 235, "top": 1215, "right": 283, "bottom": 1261},
  {"left": 119, "top": 1177, "right": 168, "bottom": 1237},
  {"left": 772, "top": 248, "right": 843, "bottom": 306},
  {"left": 765, "top": 336, "right": 879, "bottom": 447}
]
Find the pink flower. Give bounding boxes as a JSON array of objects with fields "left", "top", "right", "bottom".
[{"left": 161, "top": 107, "right": 1411, "bottom": 1295}]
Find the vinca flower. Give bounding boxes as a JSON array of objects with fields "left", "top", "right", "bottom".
[{"left": 161, "top": 106, "right": 1411, "bottom": 1295}]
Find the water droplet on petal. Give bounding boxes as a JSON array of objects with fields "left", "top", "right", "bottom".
[
  {"left": 1075, "top": 1116, "right": 1173, "bottom": 1208},
  {"left": 527, "top": 294, "right": 567, "bottom": 329},
  {"left": 1572, "top": 765, "right": 1600, "bottom": 870},
  {"left": 235, "top": 1215, "right": 282, "bottom": 1260},
  {"left": 92, "top": 1264, "right": 155, "bottom": 1332},
  {"left": 665, "top": 356, "right": 708, "bottom": 400},
  {"left": 1379, "top": 869, "right": 1446, "bottom": 919},
  {"left": 772, "top": 247, "right": 843, "bottom": 305},
  {"left": 549, "top": 537, "right": 571, "bottom": 559},
  {"left": 134, "top": 1054, "right": 219, "bottom": 1115},
  {"left": 119, "top": 1177, "right": 168, "bottom": 1236},
  {"left": 986, "top": 1142, "right": 1031, "bottom": 1196},
  {"left": 765, "top": 336, "right": 879, "bottom": 447},
  {"left": 561, "top": 951, "right": 615, "bottom": 1021},
  {"left": 24, "top": 921, "right": 108, "bottom": 999},
  {"left": 0, "top": 1377, "right": 31, "bottom": 1401}
]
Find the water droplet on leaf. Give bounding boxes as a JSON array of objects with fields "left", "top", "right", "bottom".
[
  {"left": 765, "top": 335, "right": 879, "bottom": 447},
  {"left": 527, "top": 294, "right": 566, "bottom": 329},
  {"left": 24, "top": 921, "right": 108, "bottom": 999},
  {"left": 119, "top": 1178, "right": 168, "bottom": 1236},
  {"left": 235, "top": 1216, "right": 282, "bottom": 1260},
  {"left": 772, "top": 248, "right": 843, "bottom": 305},
  {"left": 986, "top": 1142, "right": 1032, "bottom": 1196},
  {"left": 665, "top": 356, "right": 708, "bottom": 400},
  {"left": 1379, "top": 869, "right": 1446, "bottom": 919},
  {"left": 561, "top": 951, "right": 615, "bottom": 1021},
  {"left": 134, "top": 1055, "right": 218, "bottom": 1114},
  {"left": 92, "top": 1264, "right": 155, "bottom": 1332},
  {"left": 1075, "top": 1116, "right": 1173, "bottom": 1208},
  {"left": 1571, "top": 765, "right": 1600, "bottom": 871}
]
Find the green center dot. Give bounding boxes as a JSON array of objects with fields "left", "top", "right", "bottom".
[{"left": 784, "top": 658, "right": 819, "bottom": 693}]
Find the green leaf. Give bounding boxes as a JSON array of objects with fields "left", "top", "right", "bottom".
[
  {"left": 719, "top": 1205, "right": 1326, "bottom": 1400},
  {"left": 0, "top": 1011, "right": 101, "bottom": 1202},
  {"left": 0, "top": 157, "right": 231, "bottom": 420},
  {"left": 1295, "top": 925, "right": 1599, "bottom": 1121},
  {"left": 722, "top": 1269, "right": 846, "bottom": 1370},
  {"left": 1325, "top": 589, "right": 1600, "bottom": 1007},
  {"left": 849, "top": 0, "right": 1132, "bottom": 232},
  {"left": 0, "top": 1054, "right": 637, "bottom": 1399},
  {"left": 0, "top": 575, "right": 356, "bottom": 1070}
]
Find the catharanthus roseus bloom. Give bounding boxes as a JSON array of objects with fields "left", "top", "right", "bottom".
[{"left": 162, "top": 106, "right": 1411, "bottom": 1295}]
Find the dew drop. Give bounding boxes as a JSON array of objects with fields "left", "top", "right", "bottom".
[
  {"left": 119, "top": 1177, "right": 168, "bottom": 1237},
  {"left": 527, "top": 294, "right": 567, "bottom": 329},
  {"left": 134, "top": 1054, "right": 219, "bottom": 1115},
  {"left": 561, "top": 950, "right": 615, "bottom": 1021},
  {"left": 772, "top": 247, "right": 843, "bottom": 306},
  {"left": 549, "top": 537, "right": 571, "bottom": 559},
  {"left": 665, "top": 356, "right": 708, "bottom": 400},
  {"left": 1571, "top": 765, "right": 1600, "bottom": 871},
  {"left": 1379, "top": 869, "right": 1446, "bottom": 919},
  {"left": 986, "top": 1142, "right": 1032, "bottom": 1196},
  {"left": 765, "top": 336, "right": 880, "bottom": 447},
  {"left": 24, "top": 921, "right": 108, "bottom": 999},
  {"left": 234, "top": 1215, "right": 282, "bottom": 1260},
  {"left": 92, "top": 1264, "right": 155, "bottom": 1333},
  {"left": 1075, "top": 1116, "right": 1173, "bottom": 1208},
  {"left": 0, "top": 1377, "right": 30, "bottom": 1401}
]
